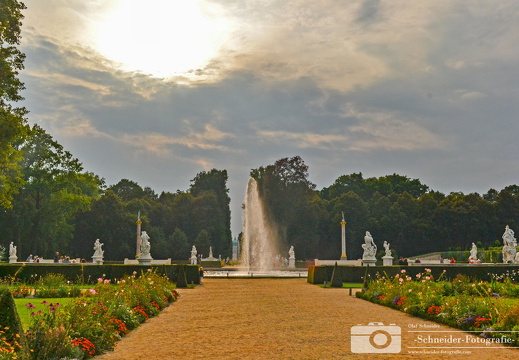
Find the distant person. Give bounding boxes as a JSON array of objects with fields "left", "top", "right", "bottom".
[
  {"left": 439, "top": 255, "right": 444, "bottom": 264},
  {"left": 54, "top": 252, "right": 60, "bottom": 263},
  {"left": 450, "top": 257, "right": 456, "bottom": 264},
  {"left": 26, "top": 254, "right": 33, "bottom": 262},
  {"left": 199, "top": 267, "right": 204, "bottom": 285},
  {"left": 414, "top": 258, "right": 421, "bottom": 264}
]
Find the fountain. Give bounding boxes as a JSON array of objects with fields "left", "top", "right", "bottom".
[
  {"left": 205, "top": 177, "right": 307, "bottom": 278},
  {"left": 241, "top": 177, "right": 279, "bottom": 272}
]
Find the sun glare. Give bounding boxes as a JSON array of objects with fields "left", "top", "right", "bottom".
[{"left": 94, "top": 0, "right": 231, "bottom": 78}]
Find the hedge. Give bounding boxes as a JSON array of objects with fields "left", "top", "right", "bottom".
[
  {"left": 307, "top": 264, "right": 519, "bottom": 284},
  {"left": 0, "top": 264, "right": 200, "bottom": 285}
]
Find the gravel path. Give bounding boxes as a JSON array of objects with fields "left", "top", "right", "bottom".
[{"left": 96, "top": 278, "right": 517, "bottom": 360}]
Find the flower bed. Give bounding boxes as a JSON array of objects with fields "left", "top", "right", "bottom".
[
  {"left": 356, "top": 268, "right": 519, "bottom": 347},
  {"left": 1, "top": 269, "right": 179, "bottom": 359}
]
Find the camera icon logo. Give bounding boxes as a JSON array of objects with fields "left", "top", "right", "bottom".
[{"left": 351, "top": 322, "right": 401, "bottom": 353}]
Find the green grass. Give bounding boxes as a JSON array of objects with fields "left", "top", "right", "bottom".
[
  {"left": 319, "top": 282, "right": 363, "bottom": 288},
  {"left": 14, "top": 298, "right": 74, "bottom": 330}
]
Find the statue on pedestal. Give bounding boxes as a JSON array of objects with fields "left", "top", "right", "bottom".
[
  {"left": 93, "top": 239, "right": 104, "bottom": 257},
  {"left": 469, "top": 242, "right": 478, "bottom": 261},
  {"left": 190, "top": 245, "right": 197, "bottom": 265},
  {"left": 9, "top": 242, "right": 16, "bottom": 257},
  {"left": 92, "top": 239, "right": 104, "bottom": 264},
  {"left": 362, "top": 231, "right": 377, "bottom": 259},
  {"left": 140, "top": 231, "right": 151, "bottom": 257},
  {"left": 383, "top": 241, "right": 391, "bottom": 257},
  {"left": 288, "top": 246, "right": 296, "bottom": 268},
  {"left": 8, "top": 242, "right": 17, "bottom": 263},
  {"left": 502, "top": 225, "right": 517, "bottom": 264},
  {"left": 288, "top": 246, "right": 295, "bottom": 259}
]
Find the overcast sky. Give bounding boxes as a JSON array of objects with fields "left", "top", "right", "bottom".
[{"left": 18, "top": 0, "right": 519, "bottom": 235}]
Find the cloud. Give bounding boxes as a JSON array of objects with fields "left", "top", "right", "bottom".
[{"left": 18, "top": 0, "right": 519, "bottom": 235}]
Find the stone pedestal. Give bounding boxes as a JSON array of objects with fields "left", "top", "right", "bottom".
[
  {"left": 138, "top": 254, "right": 153, "bottom": 266},
  {"left": 9, "top": 255, "right": 17, "bottom": 264},
  {"left": 382, "top": 255, "right": 394, "bottom": 266},
  {"left": 190, "top": 256, "right": 197, "bottom": 265},
  {"left": 92, "top": 255, "right": 104, "bottom": 265},
  {"left": 362, "top": 258, "right": 376, "bottom": 266},
  {"left": 288, "top": 257, "right": 296, "bottom": 268}
]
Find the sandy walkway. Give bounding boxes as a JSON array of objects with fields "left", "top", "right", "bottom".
[{"left": 96, "top": 278, "right": 517, "bottom": 360}]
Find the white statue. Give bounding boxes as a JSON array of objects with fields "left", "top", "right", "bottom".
[
  {"left": 502, "top": 225, "right": 517, "bottom": 264},
  {"left": 93, "top": 239, "right": 104, "bottom": 257},
  {"left": 362, "top": 231, "right": 377, "bottom": 259},
  {"left": 9, "top": 242, "right": 17, "bottom": 257},
  {"left": 209, "top": 246, "right": 214, "bottom": 259},
  {"left": 469, "top": 242, "right": 478, "bottom": 261},
  {"left": 288, "top": 246, "right": 295, "bottom": 259},
  {"left": 383, "top": 241, "right": 391, "bottom": 257},
  {"left": 140, "top": 231, "right": 151, "bottom": 257},
  {"left": 190, "top": 245, "right": 197, "bottom": 265}
]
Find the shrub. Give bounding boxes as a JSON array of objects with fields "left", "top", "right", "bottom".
[{"left": 0, "top": 288, "right": 28, "bottom": 358}]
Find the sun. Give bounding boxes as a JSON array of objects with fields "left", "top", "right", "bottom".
[{"left": 93, "top": 0, "right": 232, "bottom": 78}]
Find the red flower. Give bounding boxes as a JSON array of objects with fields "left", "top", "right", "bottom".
[
  {"left": 110, "top": 318, "right": 129, "bottom": 335},
  {"left": 72, "top": 337, "right": 96, "bottom": 356},
  {"left": 427, "top": 306, "right": 441, "bottom": 315}
]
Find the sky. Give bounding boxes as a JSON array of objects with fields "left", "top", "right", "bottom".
[{"left": 18, "top": 0, "right": 519, "bottom": 236}]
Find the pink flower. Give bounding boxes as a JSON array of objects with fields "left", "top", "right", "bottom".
[
  {"left": 104, "top": 279, "right": 111, "bottom": 284},
  {"left": 425, "top": 276, "right": 431, "bottom": 280},
  {"left": 425, "top": 268, "right": 431, "bottom": 273},
  {"left": 416, "top": 273, "right": 422, "bottom": 278},
  {"left": 401, "top": 269, "right": 406, "bottom": 273},
  {"left": 133, "top": 271, "right": 137, "bottom": 275},
  {"left": 97, "top": 278, "right": 103, "bottom": 283}
]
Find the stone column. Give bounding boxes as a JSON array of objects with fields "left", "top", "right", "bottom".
[
  {"left": 136, "top": 212, "right": 142, "bottom": 257},
  {"left": 341, "top": 216, "right": 347, "bottom": 259}
]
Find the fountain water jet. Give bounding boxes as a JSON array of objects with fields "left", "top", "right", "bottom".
[{"left": 241, "top": 177, "right": 278, "bottom": 272}]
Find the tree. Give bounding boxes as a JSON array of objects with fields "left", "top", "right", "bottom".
[
  {"left": 108, "top": 179, "right": 145, "bottom": 202},
  {"left": 73, "top": 191, "right": 134, "bottom": 260},
  {"left": 251, "top": 156, "right": 319, "bottom": 258},
  {"left": 0, "top": 0, "right": 27, "bottom": 208},
  {"left": 1, "top": 125, "right": 104, "bottom": 257},
  {"left": 190, "top": 169, "right": 232, "bottom": 256}
]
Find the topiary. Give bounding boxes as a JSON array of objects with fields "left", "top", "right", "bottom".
[{"left": 0, "top": 288, "right": 28, "bottom": 358}]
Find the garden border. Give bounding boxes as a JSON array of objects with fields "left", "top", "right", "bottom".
[
  {"left": 0, "top": 263, "right": 200, "bottom": 284},
  {"left": 307, "top": 264, "right": 519, "bottom": 284}
]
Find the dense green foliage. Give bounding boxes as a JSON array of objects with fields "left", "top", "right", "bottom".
[
  {"left": 0, "top": 0, "right": 28, "bottom": 209},
  {"left": 0, "top": 124, "right": 232, "bottom": 260},
  {"left": 251, "top": 156, "right": 519, "bottom": 259}
]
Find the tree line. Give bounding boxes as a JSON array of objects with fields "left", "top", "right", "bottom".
[
  {"left": 250, "top": 156, "right": 519, "bottom": 260},
  {"left": 0, "top": 124, "right": 232, "bottom": 260}
]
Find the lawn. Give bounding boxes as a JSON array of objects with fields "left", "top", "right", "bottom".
[{"left": 14, "top": 298, "right": 74, "bottom": 329}]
